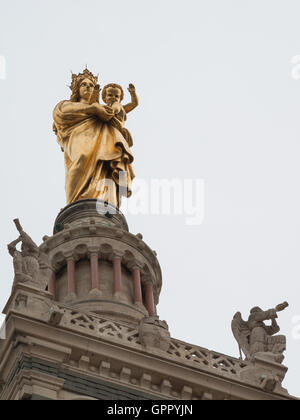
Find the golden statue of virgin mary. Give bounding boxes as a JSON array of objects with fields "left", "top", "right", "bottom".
[{"left": 53, "top": 69, "right": 137, "bottom": 208}]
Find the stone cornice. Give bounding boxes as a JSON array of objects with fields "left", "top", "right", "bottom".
[{"left": 0, "top": 311, "right": 295, "bottom": 401}]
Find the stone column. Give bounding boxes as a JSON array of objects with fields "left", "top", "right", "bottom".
[
  {"left": 132, "top": 264, "right": 143, "bottom": 308},
  {"left": 113, "top": 252, "right": 126, "bottom": 302},
  {"left": 64, "top": 253, "right": 76, "bottom": 303},
  {"left": 145, "top": 282, "right": 156, "bottom": 317},
  {"left": 88, "top": 247, "right": 102, "bottom": 298},
  {"left": 48, "top": 271, "right": 56, "bottom": 300}
]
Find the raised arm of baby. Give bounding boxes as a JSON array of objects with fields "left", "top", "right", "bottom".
[{"left": 123, "top": 84, "right": 139, "bottom": 114}]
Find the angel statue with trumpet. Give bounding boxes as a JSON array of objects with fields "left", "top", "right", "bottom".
[{"left": 232, "top": 302, "right": 289, "bottom": 364}]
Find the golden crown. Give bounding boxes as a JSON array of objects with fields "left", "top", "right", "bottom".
[{"left": 69, "top": 68, "right": 99, "bottom": 91}]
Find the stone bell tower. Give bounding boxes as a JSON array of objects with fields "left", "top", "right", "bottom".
[{"left": 49, "top": 200, "right": 160, "bottom": 325}]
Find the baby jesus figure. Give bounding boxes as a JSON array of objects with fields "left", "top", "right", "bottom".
[{"left": 101, "top": 83, "right": 139, "bottom": 147}]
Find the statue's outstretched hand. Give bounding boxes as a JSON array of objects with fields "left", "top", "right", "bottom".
[
  {"left": 124, "top": 84, "right": 138, "bottom": 112},
  {"left": 128, "top": 84, "right": 136, "bottom": 95}
]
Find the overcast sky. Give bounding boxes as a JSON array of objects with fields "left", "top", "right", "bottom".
[{"left": 1, "top": 0, "right": 300, "bottom": 397}]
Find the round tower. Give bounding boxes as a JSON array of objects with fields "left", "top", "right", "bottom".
[{"left": 42, "top": 200, "right": 162, "bottom": 326}]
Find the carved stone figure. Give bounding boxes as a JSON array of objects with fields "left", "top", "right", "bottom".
[
  {"left": 53, "top": 69, "right": 138, "bottom": 208},
  {"left": 232, "top": 302, "right": 289, "bottom": 364},
  {"left": 139, "top": 316, "right": 171, "bottom": 352},
  {"left": 8, "top": 219, "right": 51, "bottom": 288}
]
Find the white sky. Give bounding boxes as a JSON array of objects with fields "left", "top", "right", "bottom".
[{"left": 1, "top": 0, "right": 300, "bottom": 398}]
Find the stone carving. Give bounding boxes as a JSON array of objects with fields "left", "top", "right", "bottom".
[
  {"left": 139, "top": 316, "right": 171, "bottom": 352},
  {"left": 232, "top": 302, "right": 289, "bottom": 364},
  {"left": 7, "top": 219, "right": 51, "bottom": 288},
  {"left": 10, "top": 294, "right": 253, "bottom": 383},
  {"left": 62, "top": 312, "right": 141, "bottom": 344},
  {"left": 238, "top": 353, "right": 289, "bottom": 394},
  {"left": 38, "top": 248, "right": 53, "bottom": 289},
  {"left": 48, "top": 306, "right": 65, "bottom": 326},
  {"left": 53, "top": 69, "right": 139, "bottom": 208},
  {"left": 167, "top": 340, "right": 249, "bottom": 376},
  {"left": 59, "top": 306, "right": 250, "bottom": 377}
]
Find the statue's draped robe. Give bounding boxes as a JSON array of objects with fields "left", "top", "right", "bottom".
[{"left": 53, "top": 101, "right": 134, "bottom": 207}]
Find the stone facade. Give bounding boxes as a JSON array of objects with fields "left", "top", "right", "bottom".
[{"left": 0, "top": 201, "right": 297, "bottom": 400}]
